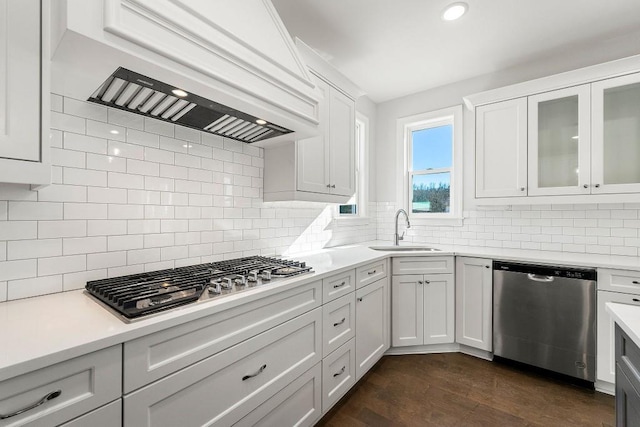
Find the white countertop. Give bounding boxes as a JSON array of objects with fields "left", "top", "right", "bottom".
[
  {"left": 606, "top": 302, "right": 640, "bottom": 347},
  {"left": 3, "top": 240, "right": 640, "bottom": 382}
]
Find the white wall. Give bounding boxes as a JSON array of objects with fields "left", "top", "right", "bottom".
[{"left": 0, "top": 95, "right": 376, "bottom": 302}]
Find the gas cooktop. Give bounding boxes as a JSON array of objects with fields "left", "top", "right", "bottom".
[{"left": 85, "top": 256, "right": 312, "bottom": 322}]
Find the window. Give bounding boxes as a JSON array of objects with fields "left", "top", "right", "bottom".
[
  {"left": 398, "top": 105, "right": 463, "bottom": 221},
  {"left": 338, "top": 114, "right": 368, "bottom": 219}
]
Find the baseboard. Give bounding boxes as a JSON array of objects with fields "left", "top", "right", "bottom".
[
  {"left": 459, "top": 344, "right": 493, "bottom": 361},
  {"left": 595, "top": 380, "right": 615, "bottom": 396},
  {"left": 385, "top": 343, "right": 460, "bottom": 355}
]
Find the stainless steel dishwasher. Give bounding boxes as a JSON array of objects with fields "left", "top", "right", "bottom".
[{"left": 493, "top": 261, "right": 597, "bottom": 382}]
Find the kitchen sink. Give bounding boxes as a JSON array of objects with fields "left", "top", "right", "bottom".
[{"left": 368, "top": 246, "right": 441, "bottom": 252}]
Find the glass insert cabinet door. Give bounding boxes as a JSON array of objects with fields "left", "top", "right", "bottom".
[
  {"left": 527, "top": 85, "right": 591, "bottom": 196},
  {"left": 591, "top": 72, "right": 640, "bottom": 194}
]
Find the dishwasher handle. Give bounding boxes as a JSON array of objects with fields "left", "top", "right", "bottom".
[{"left": 527, "top": 273, "right": 554, "bottom": 283}]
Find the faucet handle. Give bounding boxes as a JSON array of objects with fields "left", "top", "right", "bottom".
[{"left": 398, "top": 231, "right": 405, "bottom": 241}]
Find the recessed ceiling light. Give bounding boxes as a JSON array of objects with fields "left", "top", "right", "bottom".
[
  {"left": 441, "top": 2, "right": 468, "bottom": 21},
  {"left": 172, "top": 89, "right": 188, "bottom": 98},
  {"left": 256, "top": 119, "right": 267, "bottom": 125}
]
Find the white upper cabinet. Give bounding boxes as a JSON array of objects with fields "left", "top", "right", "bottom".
[
  {"left": 591, "top": 73, "right": 640, "bottom": 194},
  {"left": 264, "top": 40, "right": 359, "bottom": 203},
  {"left": 51, "top": 0, "right": 320, "bottom": 143},
  {"left": 528, "top": 85, "right": 591, "bottom": 196},
  {"left": 467, "top": 54, "right": 640, "bottom": 205},
  {"left": 0, "top": 0, "right": 50, "bottom": 186},
  {"left": 475, "top": 98, "right": 527, "bottom": 198}
]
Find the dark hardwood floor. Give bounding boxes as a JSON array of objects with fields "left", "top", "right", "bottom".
[{"left": 318, "top": 353, "right": 614, "bottom": 427}]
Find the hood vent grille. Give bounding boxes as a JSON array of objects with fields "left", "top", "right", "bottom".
[{"left": 88, "top": 68, "right": 292, "bottom": 144}]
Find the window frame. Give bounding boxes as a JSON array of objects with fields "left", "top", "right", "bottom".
[
  {"left": 397, "top": 105, "right": 463, "bottom": 224},
  {"left": 336, "top": 113, "right": 369, "bottom": 224}
]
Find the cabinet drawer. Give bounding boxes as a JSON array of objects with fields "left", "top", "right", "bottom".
[
  {"left": 356, "top": 259, "right": 387, "bottom": 289},
  {"left": 234, "top": 363, "right": 322, "bottom": 427},
  {"left": 392, "top": 256, "right": 454, "bottom": 275},
  {"left": 0, "top": 346, "right": 121, "bottom": 427},
  {"left": 60, "top": 400, "right": 121, "bottom": 427},
  {"left": 323, "top": 293, "right": 356, "bottom": 357},
  {"left": 322, "top": 270, "right": 356, "bottom": 303},
  {"left": 124, "top": 308, "right": 322, "bottom": 427},
  {"left": 124, "top": 280, "right": 321, "bottom": 392},
  {"left": 599, "top": 269, "right": 640, "bottom": 295},
  {"left": 322, "top": 339, "right": 356, "bottom": 413}
]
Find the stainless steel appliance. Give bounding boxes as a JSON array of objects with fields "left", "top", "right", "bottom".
[
  {"left": 85, "top": 256, "right": 312, "bottom": 322},
  {"left": 493, "top": 261, "right": 597, "bottom": 382}
]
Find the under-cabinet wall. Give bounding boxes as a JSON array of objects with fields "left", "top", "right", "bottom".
[{"left": 0, "top": 95, "right": 376, "bottom": 302}]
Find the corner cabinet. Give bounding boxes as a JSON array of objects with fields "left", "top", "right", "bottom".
[
  {"left": 263, "top": 39, "right": 359, "bottom": 203},
  {"left": 455, "top": 257, "right": 493, "bottom": 352},
  {"left": 0, "top": 0, "right": 51, "bottom": 186}
]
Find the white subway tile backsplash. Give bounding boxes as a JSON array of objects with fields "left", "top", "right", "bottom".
[
  {"left": 38, "top": 255, "right": 86, "bottom": 276},
  {"left": 8, "top": 239, "right": 62, "bottom": 261},
  {"left": 63, "top": 269, "right": 107, "bottom": 291},
  {"left": 87, "top": 120, "right": 126, "bottom": 141},
  {"left": 64, "top": 98, "right": 107, "bottom": 122},
  {"left": 39, "top": 220, "right": 87, "bottom": 238},
  {"left": 108, "top": 204, "right": 144, "bottom": 220},
  {"left": 108, "top": 172, "right": 145, "bottom": 190},
  {"left": 88, "top": 220, "right": 127, "bottom": 236},
  {"left": 89, "top": 187, "right": 127, "bottom": 204},
  {"left": 161, "top": 245, "right": 188, "bottom": 261},
  {"left": 108, "top": 109, "right": 144, "bottom": 130},
  {"left": 128, "top": 190, "right": 160, "bottom": 205},
  {"left": 108, "top": 235, "right": 144, "bottom": 252},
  {"left": 0, "top": 221, "right": 37, "bottom": 240},
  {"left": 127, "top": 128, "right": 160, "bottom": 148},
  {"left": 128, "top": 248, "right": 160, "bottom": 265},
  {"left": 175, "top": 126, "right": 201, "bottom": 144},
  {"left": 51, "top": 94, "right": 63, "bottom": 112},
  {"left": 64, "top": 203, "right": 108, "bottom": 220},
  {"left": 51, "top": 111, "right": 86, "bottom": 134},
  {"left": 0, "top": 259, "right": 37, "bottom": 281},
  {"left": 145, "top": 205, "right": 174, "bottom": 219},
  {"left": 127, "top": 159, "right": 160, "bottom": 176},
  {"left": 64, "top": 168, "right": 107, "bottom": 187},
  {"left": 202, "top": 133, "right": 224, "bottom": 149},
  {"left": 128, "top": 219, "right": 161, "bottom": 234},
  {"left": 9, "top": 202, "right": 63, "bottom": 221},
  {"left": 8, "top": 275, "right": 63, "bottom": 300},
  {"left": 51, "top": 148, "right": 86, "bottom": 168},
  {"left": 87, "top": 153, "right": 127, "bottom": 173},
  {"left": 87, "top": 251, "right": 127, "bottom": 270},
  {"left": 145, "top": 176, "right": 174, "bottom": 192},
  {"left": 144, "top": 118, "right": 174, "bottom": 137},
  {"left": 108, "top": 140, "right": 144, "bottom": 160},
  {"left": 64, "top": 132, "right": 108, "bottom": 155},
  {"left": 145, "top": 147, "right": 174, "bottom": 165},
  {"left": 0, "top": 201, "right": 7, "bottom": 220}
]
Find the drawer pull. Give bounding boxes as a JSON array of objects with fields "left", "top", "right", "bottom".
[
  {"left": 333, "top": 366, "right": 346, "bottom": 377},
  {"left": 368, "top": 270, "right": 377, "bottom": 275},
  {"left": 357, "top": 297, "right": 363, "bottom": 302},
  {"left": 333, "top": 317, "right": 346, "bottom": 327},
  {"left": 0, "top": 390, "right": 62, "bottom": 419},
  {"left": 242, "top": 364, "right": 267, "bottom": 381},
  {"left": 633, "top": 298, "right": 640, "bottom": 302},
  {"left": 333, "top": 281, "right": 347, "bottom": 289},
  {"left": 633, "top": 281, "right": 640, "bottom": 285}
]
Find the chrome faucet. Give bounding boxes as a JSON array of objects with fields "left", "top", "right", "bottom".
[{"left": 394, "top": 209, "right": 411, "bottom": 246}]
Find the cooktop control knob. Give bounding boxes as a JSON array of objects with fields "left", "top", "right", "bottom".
[
  {"left": 261, "top": 270, "right": 272, "bottom": 281},
  {"left": 221, "top": 278, "right": 233, "bottom": 289},
  {"left": 208, "top": 283, "right": 221, "bottom": 295},
  {"left": 248, "top": 271, "right": 259, "bottom": 282},
  {"left": 234, "top": 275, "right": 247, "bottom": 286}
]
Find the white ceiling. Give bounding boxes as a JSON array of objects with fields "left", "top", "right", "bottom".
[{"left": 271, "top": 0, "right": 640, "bottom": 103}]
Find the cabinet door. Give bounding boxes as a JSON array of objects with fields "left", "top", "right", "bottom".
[
  {"left": 528, "top": 85, "right": 591, "bottom": 196},
  {"left": 59, "top": 400, "right": 121, "bottom": 427},
  {"left": 0, "top": 0, "right": 41, "bottom": 161},
  {"left": 391, "top": 275, "right": 423, "bottom": 347},
  {"left": 328, "top": 87, "right": 356, "bottom": 197},
  {"left": 455, "top": 257, "right": 493, "bottom": 351},
  {"left": 476, "top": 99, "right": 528, "bottom": 198},
  {"left": 355, "top": 277, "right": 389, "bottom": 380},
  {"left": 597, "top": 291, "right": 640, "bottom": 385},
  {"left": 423, "top": 274, "right": 455, "bottom": 345},
  {"left": 297, "top": 77, "right": 331, "bottom": 194},
  {"left": 616, "top": 366, "right": 640, "bottom": 427},
  {"left": 592, "top": 72, "right": 640, "bottom": 195}
]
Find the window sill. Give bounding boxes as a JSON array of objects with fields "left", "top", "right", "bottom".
[
  {"left": 408, "top": 217, "right": 464, "bottom": 227},
  {"left": 333, "top": 216, "right": 371, "bottom": 227}
]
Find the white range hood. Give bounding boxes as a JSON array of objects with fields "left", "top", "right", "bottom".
[{"left": 49, "top": 0, "right": 321, "bottom": 145}]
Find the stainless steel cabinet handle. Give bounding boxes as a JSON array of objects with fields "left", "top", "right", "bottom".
[
  {"left": 242, "top": 364, "right": 267, "bottom": 381},
  {"left": 357, "top": 297, "right": 363, "bottom": 302},
  {"left": 425, "top": 280, "right": 430, "bottom": 284},
  {"left": 331, "top": 184, "right": 336, "bottom": 188},
  {"left": 333, "top": 317, "right": 346, "bottom": 327},
  {"left": 633, "top": 280, "right": 640, "bottom": 285},
  {"left": 333, "top": 366, "right": 346, "bottom": 377},
  {"left": 333, "top": 281, "right": 346, "bottom": 289},
  {"left": 583, "top": 184, "right": 589, "bottom": 188},
  {"left": 326, "top": 184, "right": 331, "bottom": 188},
  {"left": 367, "top": 270, "right": 377, "bottom": 275},
  {"left": 520, "top": 187, "right": 525, "bottom": 191},
  {"left": 595, "top": 184, "right": 601, "bottom": 188},
  {"left": 633, "top": 298, "right": 640, "bottom": 303},
  {"left": 0, "top": 390, "right": 62, "bottom": 419},
  {"left": 485, "top": 265, "right": 490, "bottom": 269},
  {"left": 418, "top": 281, "right": 423, "bottom": 285}
]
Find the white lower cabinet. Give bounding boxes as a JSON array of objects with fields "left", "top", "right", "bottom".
[
  {"left": 0, "top": 346, "right": 122, "bottom": 427},
  {"left": 234, "top": 364, "right": 322, "bottom": 427},
  {"left": 355, "top": 277, "right": 390, "bottom": 380},
  {"left": 391, "top": 273, "right": 455, "bottom": 347},
  {"left": 322, "top": 292, "right": 356, "bottom": 357},
  {"left": 322, "top": 339, "right": 356, "bottom": 412},
  {"left": 455, "top": 257, "right": 493, "bottom": 351},
  {"left": 597, "top": 290, "right": 640, "bottom": 386},
  {"left": 123, "top": 309, "right": 322, "bottom": 427},
  {"left": 60, "top": 400, "right": 121, "bottom": 427}
]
